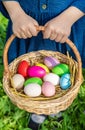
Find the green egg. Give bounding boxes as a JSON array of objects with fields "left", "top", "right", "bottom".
[
  {"left": 52, "top": 63, "right": 70, "bottom": 76},
  {"left": 24, "top": 77, "right": 43, "bottom": 86}
]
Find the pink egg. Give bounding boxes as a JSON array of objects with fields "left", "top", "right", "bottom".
[
  {"left": 44, "top": 56, "right": 60, "bottom": 69},
  {"left": 27, "top": 66, "right": 46, "bottom": 78},
  {"left": 42, "top": 81, "right": 55, "bottom": 97}
]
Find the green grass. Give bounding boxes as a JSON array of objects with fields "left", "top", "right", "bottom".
[{"left": 0, "top": 13, "right": 85, "bottom": 130}]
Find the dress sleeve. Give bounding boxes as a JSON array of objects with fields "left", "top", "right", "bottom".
[
  {"left": 71, "top": 0, "right": 85, "bottom": 13},
  {"left": 0, "top": 0, "right": 19, "bottom": 18}
]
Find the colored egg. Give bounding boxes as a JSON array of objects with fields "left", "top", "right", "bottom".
[
  {"left": 24, "top": 83, "right": 41, "bottom": 97},
  {"left": 42, "top": 81, "right": 55, "bottom": 97},
  {"left": 17, "top": 60, "right": 30, "bottom": 78},
  {"left": 24, "top": 77, "right": 43, "bottom": 86},
  {"left": 27, "top": 66, "right": 46, "bottom": 78},
  {"left": 44, "top": 56, "right": 60, "bottom": 69},
  {"left": 60, "top": 74, "right": 71, "bottom": 90},
  {"left": 11, "top": 74, "right": 25, "bottom": 90},
  {"left": 52, "top": 63, "right": 70, "bottom": 76},
  {"left": 43, "top": 73, "right": 60, "bottom": 86},
  {"left": 36, "top": 63, "right": 50, "bottom": 73}
]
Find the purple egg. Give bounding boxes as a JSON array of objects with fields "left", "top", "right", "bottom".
[
  {"left": 27, "top": 66, "right": 46, "bottom": 78},
  {"left": 44, "top": 56, "right": 60, "bottom": 69}
]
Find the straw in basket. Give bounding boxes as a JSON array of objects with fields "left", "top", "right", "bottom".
[{"left": 3, "top": 26, "right": 83, "bottom": 115}]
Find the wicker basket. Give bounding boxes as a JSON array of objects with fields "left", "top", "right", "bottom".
[{"left": 3, "top": 26, "right": 83, "bottom": 115}]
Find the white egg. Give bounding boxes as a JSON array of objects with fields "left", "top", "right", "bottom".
[
  {"left": 24, "top": 83, "right": 41, "bottom": 97},
  {"left": 43, "top": 73, "right": 60, "bottom": 86},
  {"left": 12, "top": 74, "right": 25, "bottom": 90}
]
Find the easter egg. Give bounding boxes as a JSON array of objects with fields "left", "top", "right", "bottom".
[
  {"left": 24, "top": 83, "right": 41, "bottom": 97},
  {"left": 36, "top": 63, "right": 50, "bottom": 73},
  {"left": 17, "top": 60, "right": 30, "bottom": 77},
  {"left": 24, "top": 77, "right": 43, "bottom": 86},
  {"left": 52, "top": 63, "right": 70, "bottom": 76},
  {"left": 11, "top": 74, "right": 25, "bottom": 90},
  {"left": 44, "top": 56, "right": 60, "bottom": 69},
  {"left": 27, "top": 66, "right": 46, "bottom": 78},
  {"left": 42, "top": 81, "right": 55, "bottom": 97},
  {"left": 60, "top": 74, "right": 71, "bottom": 90},
  {"left": 43, "top": 73, "right": 60, "bottom": 86}
]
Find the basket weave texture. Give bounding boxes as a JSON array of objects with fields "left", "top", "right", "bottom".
[{"left": 3, "top": 29, "right": 83, "bottom": 115}]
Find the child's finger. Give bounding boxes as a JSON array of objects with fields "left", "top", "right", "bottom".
[
  {"left": 27, "top": 32, "right": 32, "bottom": 38},
  {"left": 20, "top": 32, "right": 28, "bottom": 39},
  {"left": 26, "top": 30, "right": 32, "bottom": 38},
  {"left": 30, "top": 25, "right": 39, "bottom": 36},
  {"left": 60, "top": 35, "right": 68, "bottom": 43},
  {"left": 43, "top": 26, "right": 51, "bottom": 39},
  {"left": 15, "top": 33, "right": 21, "bottom": 39},
  {"left": 55, "top": 33, "right": 64, "bottom": 42},
  {"left": 50, "top": 32, "right": 57, "bottom": 40}
]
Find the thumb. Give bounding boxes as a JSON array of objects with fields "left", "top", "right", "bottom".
[{"left": 43, "top": 25, "right": 51, "bottom": 39}]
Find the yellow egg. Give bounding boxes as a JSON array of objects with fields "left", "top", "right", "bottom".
[{"left": 36, "top": 63, "right": 50, "bottom": 73}]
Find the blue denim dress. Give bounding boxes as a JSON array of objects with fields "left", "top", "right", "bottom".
[{"left": 0, "top": 0, "right": 85, "bottom": 68}]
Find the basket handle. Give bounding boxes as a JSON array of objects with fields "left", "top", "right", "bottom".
[{"left": 3, "top": 26, "right": 82, "bottom": 81}]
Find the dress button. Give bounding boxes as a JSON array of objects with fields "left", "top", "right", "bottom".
[{"left": 42, "top": 4, "right": 47, "bottom": 10}]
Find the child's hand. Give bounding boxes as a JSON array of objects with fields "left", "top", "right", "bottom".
[
  {"left": 12, "top": 13, "right": 39, "bottom": 39},
  {"left": 43, "top": 14, "right": 72, "bottom": 43},
  {"left": 2, "top": 1, "right": 39, "bottom": 39}
]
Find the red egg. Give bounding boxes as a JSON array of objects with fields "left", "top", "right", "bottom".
[{"left": 17, "top": 60, "right": 30, "bottom": 77}]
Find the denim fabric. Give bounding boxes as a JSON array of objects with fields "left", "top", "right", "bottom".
[{"left": 0, "top": 0, "right": 85, "bottom": 67}]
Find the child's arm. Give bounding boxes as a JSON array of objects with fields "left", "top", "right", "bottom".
[
  {"left": 2, "top": 1, "right": 39, "bottom": 38},
  {"left": 43, "top": 6, "right": 84, "bottom": 43}
]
